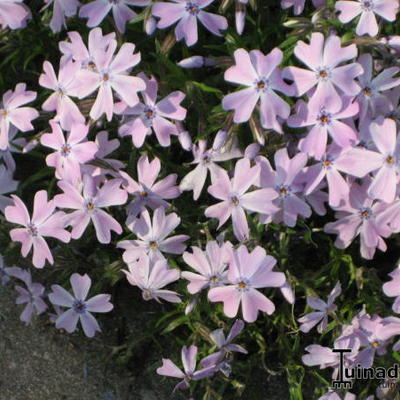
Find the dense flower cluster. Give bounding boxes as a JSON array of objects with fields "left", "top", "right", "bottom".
[{"left": 0, "top": 0, "right": 400, "bottom": 398}]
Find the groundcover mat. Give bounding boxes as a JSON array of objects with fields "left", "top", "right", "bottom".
[{"left": 0, "top": 0, "right": 400, "bottom": 399}]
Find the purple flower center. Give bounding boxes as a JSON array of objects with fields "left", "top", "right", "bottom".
[
  {"left": 231, "top": 195, "right": 240, "bottom": 206},
  {"left": 57, "top": 86, "right": 66, "bottom": 96},
  {"left": 149, "top": 241, "right": 158, "bottom": 249},
  {"left": 73, "top": 300, "right": 87, "bottom": 314},
  {"left": 27, "top": 222, "right": 38, "bottom": 237},
  {"left": 372, "top": 341, "right": 380, "bottom": 348},
  {"left": 87, "top": 61, "right": 96, "bottom": 70},
  {"left": 60, "top": 143, "right": 71, "bottom": 157},
  {"left": 361, "top": 0, "right": 374, "bottom": 11},
  {"left": 202, "top": 153, "right": 212, "bottom": 164},
  {"left": 209, "top": 273, "right": 223, "bottom": 288},
  {"left": 186, "top": 1, "right": 200, "bottom": 14},
  {"left": 0, "top": 109, "right": 8, "bottom": 117},
  {"left": 360, "top": 207, "right": 372, "bottom": 219},
  {"left": 102, "top": 73, "right": 110, "bottom": 82},
  {"left": 140, "top": 191, "right": 148, "bottom": 197},
  {"left": 144, "top": 106, "right": 156, "bottom": 120}
]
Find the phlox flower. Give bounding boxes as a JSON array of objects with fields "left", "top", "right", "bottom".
[
  {"left": 39, "top": 59, "right": 84, "bottom": 130},
  {"left": 182, "top": 240, "right": 232, "bottom": 294},
  {"left": 59, "top": 28, "right": 115, "bottom": 66},
  {"left": 318, "top": 392, "right": 357, "bottom": 400},
  {"left": 302, "top": 340, "right": 359, "bottom": 377},
  {"left": 354, "top": 313, "right": 389, "bottom": 367},
  {"left": 117, "top": 73, "right": 186, "bottom": 147},
  {"left": 302, "top": 145, "right": 356, "bottom": 207},
  {"left": 205, "top": 158, "right": 279, "bottom": 241},
  {"left": 298, "top": 282, "right": 341, "bottom": 333},
  {"left": 40, "top": 122, "right": 98, "bottom": 182},
  {"left": 324, "top": 179, "right": 391, "bottom": 259},
  {"left": 5, "top": 191, "right": 71, "bottom": 268},
  {"left": 73, "top": 29, "right": 145, "bottom": 121},
  {"left": 0, "top": 0, "right": 31, "bottom": 30},
  {"left": 179, "top": 134, "right": 242, "bottom": 200},
  {"left": 222, "top": 48, "right": 293, "bottom": 133},
  {"left": 123, "top": 254, "right": 181, "bottom": 303},
  {"left": 0, "top": 83, "right": 39, "bottom": 150},
  {"left": 335, "top": 0, "right": 398, "bottom": 37},
  {"left": 79, "top": 0, "right": 150, "bottom": 34},
  {"left": 54, "top": 174, "right": 128, "bottom": 243},
  {"left": 49, "top": 273, "right": 113, "bottom": 337},
  {"left": 288, "top": 96, "right": 359, "bottom": 159},
  {"left": 336, "top": 118, "right": 400, "bottom": 203},
  {"left": 356, "top": 54, "right": 400, "bottom": 121},
  {"left": 283, "top": 32, "right": 363, "bottom": 110},
  {"left": 200, "top": 319, "right": 247, "bottom": 376},
  {"left": 0, "top": 164, "right": 18, "bottom": 212},
  {"left": 208, "top": 245, "right": 286, "bottom": 323},
  {"left": 257, "top": 148, "right": 312, "bottom": 227},
  {"left": 157, "top": 345, "right": 215, "bottom": 390},
  {"left": 120, "top": 154, "right": 180, "bottom": 217},
  {"left": 281, "top": 0, "right": 325, "bottom": 15},
  {"left": 8, "top": 268, "right": 48, "bottom": 323},
  {"left": 118, "top": 207, "right": 189, "bottom": 262},
  {"left": 382, "top": 268, "right": 400, "bottom": 313},
  {"left": 152, "top": 0, "right": 228, "bottom": 47},
  {"left": 42, "top": 0, "right": 80, "bottom": 33},
  {"left": 81, "top": 130, "right": 125, "bottom": 176}
]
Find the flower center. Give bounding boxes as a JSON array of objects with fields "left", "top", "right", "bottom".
[
  {"left": 316, "top": 67, "right": 330, "bottom": 80},
  {"left": 149, "top": 241, "right": 158, "bottom": 249},
  {"left": 231, "top": 195, "right": 240, "bottom": 206},
  {"left": 142, "top": 289, "right": 153, "bottom": 300},
  {"left": 372, "top": 341, "right": 380, "bottom": 348},
  {"left": 255, "top": 77, "right": 269, "bottom": 92},
  {"left": 236, "top": 279, "right": 250, "bottom": 292},
  {"left": 360, "top": 207, "right": 372, "bottom": 219},
  {"left": 186, "top": 1, "right": 199, "bottom": 14},
  {"left": 0, "top": 109, "right": 8, "bottom": 117},
  {"left": 278, "top": 185, "right": 291, "bottom": 198},
  {"left": 144, "top": 106, "right": 156, "bottom": 120},
  {"left": 322, "top": 160, "right": 332, "bottom": 167},
  {"left": 362, "top": 87, "right": 372, "bottom": 97},
  {"left": 27, "top": 222, "right": 38, "bottom": 237},
  {"left": 140, "top": 191, "right": 148, "bottom": 198},
  {"left": 87, "top": 61, "right": 96, "bottom": 70},
  {"left": 318, "top": 112, "right": 330, "bottom": 125},
  {"left": 86, "top": 201, "right": 95, "bottom": 211},
  {"left": 102, "top": 73, "right": 110, "bottom": 82},
  {"left": 361, "top": 0, "right": 374, "bottom": 11},
  {"left": 386, "top": 156, "right": 395, "bottom": 165},
  {"left": 60, "top": 144, "right": 71, "bottom": 157},
  {"left": 73, "top": 300, "right": 87, "bottom": 314}
]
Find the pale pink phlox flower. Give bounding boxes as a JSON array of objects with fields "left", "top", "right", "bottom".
[
  {"left": 54, "top": 174, "right": 128, "bottom": 243},
  {"left": 0, "top": 0, "right": 31, "bottom": 30},
  {"left": 0, "top": 83, "right": 39, "bottom": 151},
  {"left": 39, "top": 59, "right": 84, "bottom": 130},
  {"left": 120, "top": 154, "right": 180, "bottom": 217},
  {"left": 117, "top": 207, "right": 189, "bottom": 263},
  {"left": 117, "top": 73, "right": 186, "bottom": 147},
  {"left": 123, "top": 254, "right": 181, "bottom": 303},
  {"left": 40, "top": 122, "right": 98, "bottom": 182},
  {"left": 205, "top": 158, "right": 279, "bottom": 241},
  {"left": 182, "top": 240, "right": 233, "bottom": 294},
  {"left": 41, "top": 0, "right": 80, "bottom": 33},
  {"left": 208, "top": 245, "right": 286, "bottom": 323},
  {"left": 5, "top": 190, "right": 71, "bottom": 268}
]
